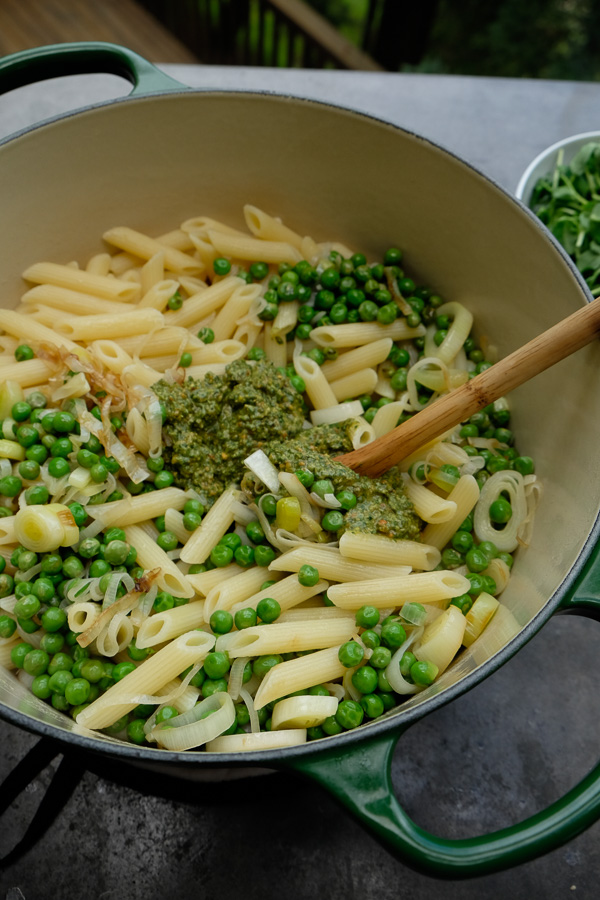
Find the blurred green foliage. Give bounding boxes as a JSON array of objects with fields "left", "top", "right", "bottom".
[{"left": 305, "top": 0, "right": 600, "bottom": 79}]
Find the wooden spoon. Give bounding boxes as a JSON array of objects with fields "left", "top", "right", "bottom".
[{"left": 336, "top": 296, "right": 600, "bottom": 477}]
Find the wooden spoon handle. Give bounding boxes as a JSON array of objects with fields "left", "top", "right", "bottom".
[{"left": 337, "top": 296, "right": 600, "bottom": 477}]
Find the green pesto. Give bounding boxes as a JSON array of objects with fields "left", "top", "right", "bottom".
[
  {"left": 264, "top": 424, "right": 421, "bottom": 542},
  {"left": 154, "top": 361, "right": 420, "bottom": 540},
  {"left": 153, "top": 360, "right": 305, "bottom": 502}
]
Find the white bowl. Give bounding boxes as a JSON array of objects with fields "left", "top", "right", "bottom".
[{"left": 515, "top": 130, "right": 600, "bottom": 204}]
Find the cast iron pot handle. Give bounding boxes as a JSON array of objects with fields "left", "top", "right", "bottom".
[
  {"left": 0, "top": 41, "right": 186, "bottom": 99},
  {"left": 0, "top": 737, "right": 85, "bottom": 868},
  {"left": 287, "top": 556, "right": 600, "bottom": 878}
]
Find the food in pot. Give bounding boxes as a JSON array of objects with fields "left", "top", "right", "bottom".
[{"left": 0, "top": 206, "right": 540, "bottom": 752}]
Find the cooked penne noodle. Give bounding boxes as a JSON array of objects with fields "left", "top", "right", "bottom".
[
  {"left": 320, "top": 338, "right": 393, "bottom": 381},
  {"left": 166, "top": 276, "right": 243, "bottom": 328},
  {"left": 293, "top": 355, "right": 338, "bottom": 410},
  {"left": 263, "top": 323, "right": 288, "bottom": 367},
  {"left": 327, "top": 570, "right": 470, "bottom": 609},
  {"left": 118, "top": 326, "right": 202, "bottom": 358},
  {"left": 207, "top": 229, "right": 303, "bottom": 264},
  {"left": 215, "top": 617, "right": 357, "bottom": 658},
  {"left": 138, "top": 278, "right": 179, "bottom": 310},
  {"left": 402, "top": 480, "right": 458, "bottom": 524},
  {"left": 371, "top": 400, "right": 409, "bottom": 438},
  {"left": 164, "top": 508, "right": 190, "bottom": 545},
  {"left": 135, "top": 601, "right": 206, "bottom": 649},
  {"left": 88, "top": 488, "right": 188, "bottom": 529},
  {"left": 422, "top": 474, "right": 481, "bottom": 550},
  {"left": 121, "top": 361, "right": 164, "bottom": 388},
  {"left": 179, "top": 487, "right": 241, "bottom": 565},
  {"left": 269, "top": 546, "right": 412, "bottom": 582},
  {"left": 184, "top": 564, "right": 245, "bottom": 597},
  {"left": 85, "top": 252, "right": 112, "bottom": 276},
  {"left": 203, "top": 567, "right": 280, "bottom": 619},
  {"left": 253, "top": 645, "right": 348, "bottom": 709},
  {"left": 311, "top": 321, "right": 425, "bottom": 349},
  {"left": 338, "top": 532, "right": 441, "bottom": 570},
  {"left": 330, "top": 368, "right": 378, "bottom": 402},
  {"left": 211, "top": 284, "right": 261, "bottom": 341},
  {"left": 54, "top": 308, "right": 164, "bottom": 340},
  {"left": 140, "top": 252, "right": 165, "bottom": 295},
  {"left": 0, "top": 309, "right": 85, "bottom": 357},
  {"left": 22, "top": 261, "right": 141, "bottom": 301},
  {"left": 21, "top": 285, "right": 131, "bottom": 316},
  {"left": 91, "top": 340, "right": 134, "bottom": 375},
  {"left": 102, "top": 226, "right": 204, "bottom": 276},
  {"left": 243, "top": 205, "right": 305, "bottom": 250},
  {"left": 124, "top": 525, "right": 194, "bottom": 598},
  {"left": 76, "top": 630, "right": 215, "bottom": 729},
  {"left": 0, "top": 358, "right": 55, "bottom": 388},
  {"left": 310, "top": 400, "right": 364, "bottom": 426},
  {"left": 230, "top": 574, "right": 329, "bottom": 616},
  {"left": 271, "top": 300, "right": 298, "bottom": 339}
]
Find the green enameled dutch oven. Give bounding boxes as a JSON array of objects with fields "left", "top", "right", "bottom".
[{"left": 0, "top": 42, "right": 600, "bottom": 879}]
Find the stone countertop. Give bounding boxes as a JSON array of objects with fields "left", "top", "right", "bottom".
[{"left": 0, "top": 63, "right": 599, "bottom": 900}]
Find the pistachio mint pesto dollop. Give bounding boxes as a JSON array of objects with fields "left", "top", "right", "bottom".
[
  {"left": 154, "top": 359, "right": 420, "bottom": 541},
  {"left": 264, "top": 426, "right": 421, "bottom": 541},
  {"left": 153, "top": 359, "right": 305, "bottom": 503}
]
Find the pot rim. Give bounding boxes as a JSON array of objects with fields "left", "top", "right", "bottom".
[{"left": 0, "top": 77, "right": 596, "bottom": 768}]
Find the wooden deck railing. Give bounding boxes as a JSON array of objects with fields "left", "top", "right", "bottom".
[{"left": 139, "top": 0, "right": 382, "bottom": 70}]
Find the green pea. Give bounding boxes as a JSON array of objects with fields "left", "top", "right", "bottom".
[
  {"left": 321, "top": 510, "right": 345, "bottom": 532},
  {"left": 465, "top": 547, "right": 488, "bottom": 573},
  {"left": 204, "top": 651, "right": 231, "bottom": 680},
  {"left": 338, "top": 640, "right": 364, "bottom": 668},
  {"left": 360, "top": 693, "right": 385, "bottom": 719},
  {"left": 450, "top": 594, "right": 473, "bottom": 614},
  {"left": 68, "top": 502, "right": 87, "bottom": 527},
  {"left": 234, "top": 545, "right": 255, "bottom": 568},
  {"left": 209, "top": 610, "right": 234, "bottom": 634},
  {"left": 380, "top": 621, "right": 407, "bottom": 648},
  {"left": 254, "top": 545, "right": 276, "bottom": 567},
  {"left": 514, "top": 456, "right": 535, "bottom": 476},
  {"left": 23, "top": 648, "right": 50, "bottom": 676},
  {"left": 154, "top": 470, "right": 174, "bottom": 489},
  {"left": 79, "top": 659, "right": 106, "bottom": 683},
  {"left": 252, "top": 654, "right": 282, "bottom": 679},
  {"left": 410, "top": 660, "right": 439, "bottom": 686},
  {"left": 355, "top": 605, "right": 380, "bottom": 629},
  {"left": 256, "top": 597, "right": 281, "bottom": 623},
  {"left": 112, "top": 661, "right": 136, "bottom": 681},
  {"left": 197, "top": 327, "right": 214, "bottom": 344},
  {"left": 335, "top": 699, "right": 364, "bottom": 729},
  {"left": 451, "top": 531, "right": 474, "bottom": 554},
  {"left": 40, "top": 607, "right": 66, "bottom": 632},
  {"left": 156, "top": 531, "right": 178, "bottom": 553},
  {"left": 322, "top": 714, "right": 343, "bottom": 736},
  {"left": 351, "top": 664, "right": 378, "bottom": 694},
  {"left": 31, "top": 673, "right": 52, "bottom": 699},
  {"left": 18, "top": 459, "right": 40, "bottom": 480},
  {"left": 14, "top": 594, "right": 41, "bottom": 620},
  {"left": 234, "top": 607, "right": 258, "bottom": 630},
  {"left": 489, "top": 498, "right": 512, "bottom": 524},
  {"left": 213, "top": 257, "right": 232, "bottom": 275},
  {"left": 298, "top": 564, "right": 319, "bottom": 587},
  {"left": 361, "top": 629, "right": 380, "bottom": 650},
  {"left": 24, "top": 484, "right": 50, "bottom": 505},
  {"left": 370, "top": 646, "right": 392, "bottom": 669}
]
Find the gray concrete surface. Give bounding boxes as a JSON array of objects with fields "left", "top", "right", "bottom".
[{"left": 0, "top": 63, "right": 599, "bottom": 899}]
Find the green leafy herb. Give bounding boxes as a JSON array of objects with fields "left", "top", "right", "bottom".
[{"left": 529, "top": 141, "right": 600, "bottom": 296}]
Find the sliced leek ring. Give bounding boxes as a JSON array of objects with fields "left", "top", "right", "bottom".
[
  {"left": 271, "top": 694, "right": 338, "bottom": 730},
  {"left": 414, "top": 604, "right": 466, "bottom": 674},
  {"left": 462, "top": 592, "right": 499, "bottom": 647}
]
